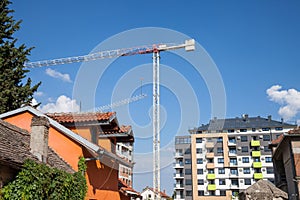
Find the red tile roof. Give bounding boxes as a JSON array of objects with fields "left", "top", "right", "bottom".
[
  {"left": 271, "top": 134, "right": 284, "bottom": 145},
  {"left": 118, "top": 179, "right": 141, "bottom": 197},
  {"left": 270, "top": 128, "right": 300, "bottom": 146},
  {"left": 47, "top": 112, "right": 115, "bottom": 123},
  {"left": 145, "top": 187, "right": 170, "bottom": 198}
]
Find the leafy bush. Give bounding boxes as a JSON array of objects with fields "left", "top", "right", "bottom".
[{"left": 0, "top": 158, "right": 87, "bottom": 200}]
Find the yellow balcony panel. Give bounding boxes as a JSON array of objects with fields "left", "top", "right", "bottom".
[
  {"left": 205, "top": 142, "right": 215, "bottom": 148},
  {"left": 254, "top": 173, "right": 263, "bottom": 179},
  {"left": 251, "top": 140, "right": 260, "bottom": 147},
  {"left": 206, "top": 152, "right": 214, "bottom": 158},
  {"left": 207, "top": 174, "right": 216, "bottom": 180},
  {"left": 206, "top": 163, "right": 215, "bottom": 169},
  {"left": 253, "top": 162, "right": 262, "bottom": 168},
  {"left": 252, "top": 150, "right": 261, "bottom": 157},
  {"left": 207, "top": 184, "right": 216, "bottom": 191}
]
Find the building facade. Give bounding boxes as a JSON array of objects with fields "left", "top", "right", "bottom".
[
  {"left": 174, "top": 115, "right": 296, "bottom": 200},
  {"left": 116, "top": 141, "right": 134, "bottom": 187},
  {"left": 269, "top": 128, "right": 300, "bottom": 200}
]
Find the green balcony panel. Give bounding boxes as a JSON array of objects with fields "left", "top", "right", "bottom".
[
  {"left": 207, "top": 184, "right": 216, "bottom": 191},
  {"left": 252, "top": 151, "right": 261, "bottom": 157},
  {"left": 207, "top": 174, "right": 216, "bottom": 180},
  {"left": 253, "top": 162, "right": 262, "bottom": 168},
  {"left": 251, "top": 140, "right": 260, "bottom": 147},
  {"left": 254, "top": 173, "right": 263, "bottom": 179}
]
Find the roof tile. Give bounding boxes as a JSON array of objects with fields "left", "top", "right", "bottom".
[{"left": 47, "top": 112, "right": 115, "bottom": 123}]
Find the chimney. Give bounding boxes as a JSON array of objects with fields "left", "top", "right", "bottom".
[
  {"left": 268, "top": 115, "right": 272, "bottom": 122},
  {"left": 30, "top": 116, "right": 50, "bottom": 163}
]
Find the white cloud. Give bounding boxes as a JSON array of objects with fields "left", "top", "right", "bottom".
[
  {"left": 45, "top": 68, "right": 72, "bottom": 83},
  {"left": 35, "top": 91, "right": 44, "bottom": 97},
  {"left": 267, "top": 85, "right": 300, "bottom": 120},
  {"left": 31, "top": 98, "right": 39, "bottom": 107},
  {"left": 38, "top": 95, "right": 80, "bottom": 113}
]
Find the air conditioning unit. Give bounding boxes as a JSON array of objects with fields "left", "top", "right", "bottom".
[
  {"left": 259, "top": 129, "right": 262, "bottom": 132},
  {"left": 262, "top": 168, "right": 266, "bottom": 172},
  {"left": 239, "top": 169, "right": 243, "bottom": 172},
  {"left": 238, "top": 147, "right": 242, "bottom": 150},
  {"left": 260, "top": 146, "right": 264, "bottom": 150},
  {"left": 238, "top": 158, "right": 242, "bottom": 161},
  {"left": 240, "top": 180, "right": 243, "bottom": 183},
  {"left": 259, "top": 135, "right": 263, "bottom": 139},
  {"left": 236, "top": 130, "right": 240, "bottom": 133},
  {"left": 261, "top": 157, "right": 265, "bottom": 161},
  {"left": 237, "top": 136, "right": 241, "bottom": 140}
]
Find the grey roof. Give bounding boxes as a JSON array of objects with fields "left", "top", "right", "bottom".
[
  {"left": 0, "top": 119, "right": 74, "bottom": 173},
  {"left": 193, "top": 115, "right": 296, "bottom": 132}
]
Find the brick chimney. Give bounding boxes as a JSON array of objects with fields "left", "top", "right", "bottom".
[{"left": 30, "top": 116, "right": 50, "bottom": 163}]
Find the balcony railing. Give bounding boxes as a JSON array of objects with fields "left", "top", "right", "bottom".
[
  {"left": 251, "top": 140, "right": 260, "bottom": 147},
  {"left": 174, "top": 152, "right": 184, "bottom": 158},
  {"left": 206, "top": 152, "right": 214, "bottom": 158},
  {"left": 207, "top": 184, "right": 216, "bottom": 191},
  {"left": 253, "top": 162, "right": 262, "bottom": 168},
  {"left": 207, "top": 174, "right": 216, "bottom": 180},
  {"left": 252, "top": 150, "right": 261, "bottom": 157},
  {"left": 206, "top": 163, "right": 215, "bottom": 169},
  {"left": 254, "top": 173, "right": 263, "bottom": 179},
  {"left": 173, "top": 163, "right": 184, "bottom": 168},
  {"left": 205, "top": 142, "right": 215, "bottom": 148}
]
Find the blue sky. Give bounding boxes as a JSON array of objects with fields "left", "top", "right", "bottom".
[{"left": 11, "top": 0, "right": 300, "bottom": 195}]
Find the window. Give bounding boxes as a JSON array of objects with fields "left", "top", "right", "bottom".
[
  {"left": 242, "top": 157, "right": 249, "bottom": 163},
  {"left": 196, "top": 148, "right": 203, "bottom": 154},
  {"left": 263, "top": 135, "right": 270, "bottom": 141},
  {"left": 207, "top": 158, "right": 214, "bottom": 163},
  {"left": 196, "top": 138, "right": 202, "bottom": 143},
  {"left": 245, "top": 179, "right": 251, "bottom": 185},
  {"left": 242, "top": 146, "right": 248, "bottom": 152},
  {"left": 218, "top": 158, "right": 224, "bottom": 164},
  {"left": 208, "top": 169, "right": 214, "bottom": 174},
  {"left": 209, "top": 191, "right": 215, "bottom": 196},
  {"left": 229, "top": 148, "right": 237, "bottom": 154},
  {"left": 230, "top": 168, "right": 238, "bottom": 175},
  {"left": 240, "top": 129, "right": 247, "bottom": 132},
  {"left": 228, "top": 137, "right": 236, "bottom": 143},
  {"left": 186, "top": 190, "right": 192, "bottom": 196},
  {"left": 241, "top": 136, "right": 248, "bottom": 142},
  {"left": 230, "top": 158, "right": 237, "bottom": 165},
  {"left": 267, "top": 167, "right": 274, "bottom": 174},
  {"left": 220, "top": 190, "right": 226, "bottom": 196},
  {"left": 231, "top": 179, "right": 238, "bottom": 186},
  {"left": 217, "top": 147, "right": 223, "bottom": 153},
  {"left": 217, "top": 137, "right": 223, "bottom": 143},
  {"left": 197, "top": 169, "right": 203, "bottom": 174},
  {"left": 185, "top": 159, "right": 191, "bottom": 164},
  {"left": 244, "top": 168, "right": 251, "bottom": 174},
  {"left": 265, "top": 157, "right": 272, "bottom": 163},
  {"left": 252, "top": 128, "right": 256, "bottom": 132},
  {"left": 218, "top": 168, "right": 225, "bottom": 174},
  {"left": 262, "top": 127, "right": 270, "bottom": 131},
  {"left": 219, "top": 179, "right": 226, "bottom": 185},
  {"left": 185, "top": 179, "right": 192, "bottom": 185},
  {"left": 148, "top": 194, "right": 152, "bottom": 198},
  {"left": 185, "top": 148, "right": 191, "bottom": 154},
  {"left": 275, "top": 127, "right": 283, "bottom": 131},
  {"left": 228, "top": 129, "right": 234, "bottom": 133},
  {"left": 175, "top": 137, "right": 191, "bottom": 144},
  {"left": 197, "top": 179, "right": 204, "bottom": 185},
  {"left": 185, "top": 169, "right": 191, "bottom": 175},
  {"left": 253, "top": 157, "right": 260, "bottom": 162},
  {"left": 197, "top": 158, "right": 203, "bottom": 164},
  {"left": 198, "top": 190, "right": 204, "bottom": 196},
  {"left": 264, "top": 146, "right": 271, "bottom": 152}
]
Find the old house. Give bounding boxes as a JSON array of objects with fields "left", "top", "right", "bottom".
[
  {"left": 0, "top": 106, "right": 135, "bottom": 200},
  {"left": 269, "top": 128, "right": 300, "bottom": 200}
]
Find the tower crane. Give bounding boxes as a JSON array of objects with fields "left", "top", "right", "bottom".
[{"left": 25, "top": 39, "right": 195, "bottom": 199}]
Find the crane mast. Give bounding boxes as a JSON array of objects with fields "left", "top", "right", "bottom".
[{"left": 25, "top": 39, "right": 195, "bottom": 200}]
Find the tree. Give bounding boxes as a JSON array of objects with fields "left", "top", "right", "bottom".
[{"left": 0, "top": 0, "right": 40, "bottom": 114}]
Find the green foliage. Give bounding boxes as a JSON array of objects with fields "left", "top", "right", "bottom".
[
  {"left": 0, "top": 159, "right": 87, "bottom": 200},
  {"left": 0, "top": 0, "right": 41, "bottom": 114}
]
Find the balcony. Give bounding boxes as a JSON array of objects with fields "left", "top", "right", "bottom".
[
  {"left": 174, "top": 152, "right": 184, "bottom": 158},
  {"left": 206, "top": 152, "right": 214, "bottom": 158},
  {"left": 253, "top": 162, "right": 262, "bottom": 168},
  {"left": 206, "top": 163, "right": 215, "bottom": 169},
  {"left": 252, "top": 150, "right": 261, "bottom": 157},
  {"left": 251, "top": 140, "right": 260, "bottom": 147},
  {"left": 207, "top": 184, "right": 216, "bottom": 191},
  {"left": 228, "top": 141, "right": 237, "bottom": 146},
  {"left": 229, "top": 151, "right": 237, "bottom": 157},
  {"left": 207, "top": 174, "right": 216, "bottom": 180},
  {"left": 174, "top": 173, "right": 184, "bottom": 179},
  {"left": 173, "top": 163, "right": 184, "bottom": 169},
  {"left": 206, "top": 142, "right": 215, "bottom": 148},
  {"left": 254, "top": 173, "right": 263, "bottom": 179},
  {"left": 174, "top": 184, "right": 184, "bottom": 190}
]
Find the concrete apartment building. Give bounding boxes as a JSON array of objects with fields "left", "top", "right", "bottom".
[
  {"left": 174, "top": 115, "right": 296, "bottom": 200},
  {"left": 116, "top": 141, "right": 134, "bottom": 187}
]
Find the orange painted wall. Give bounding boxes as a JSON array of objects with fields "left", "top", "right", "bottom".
[
  {"left": 3, "top": 112, "right": 33, "bottom": 132},
  {"left": 70, "top": 127, "right": 93, "bottom": 143},
  {"left": 98, "top": 138, "right": 114, "bottom": 153}
]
